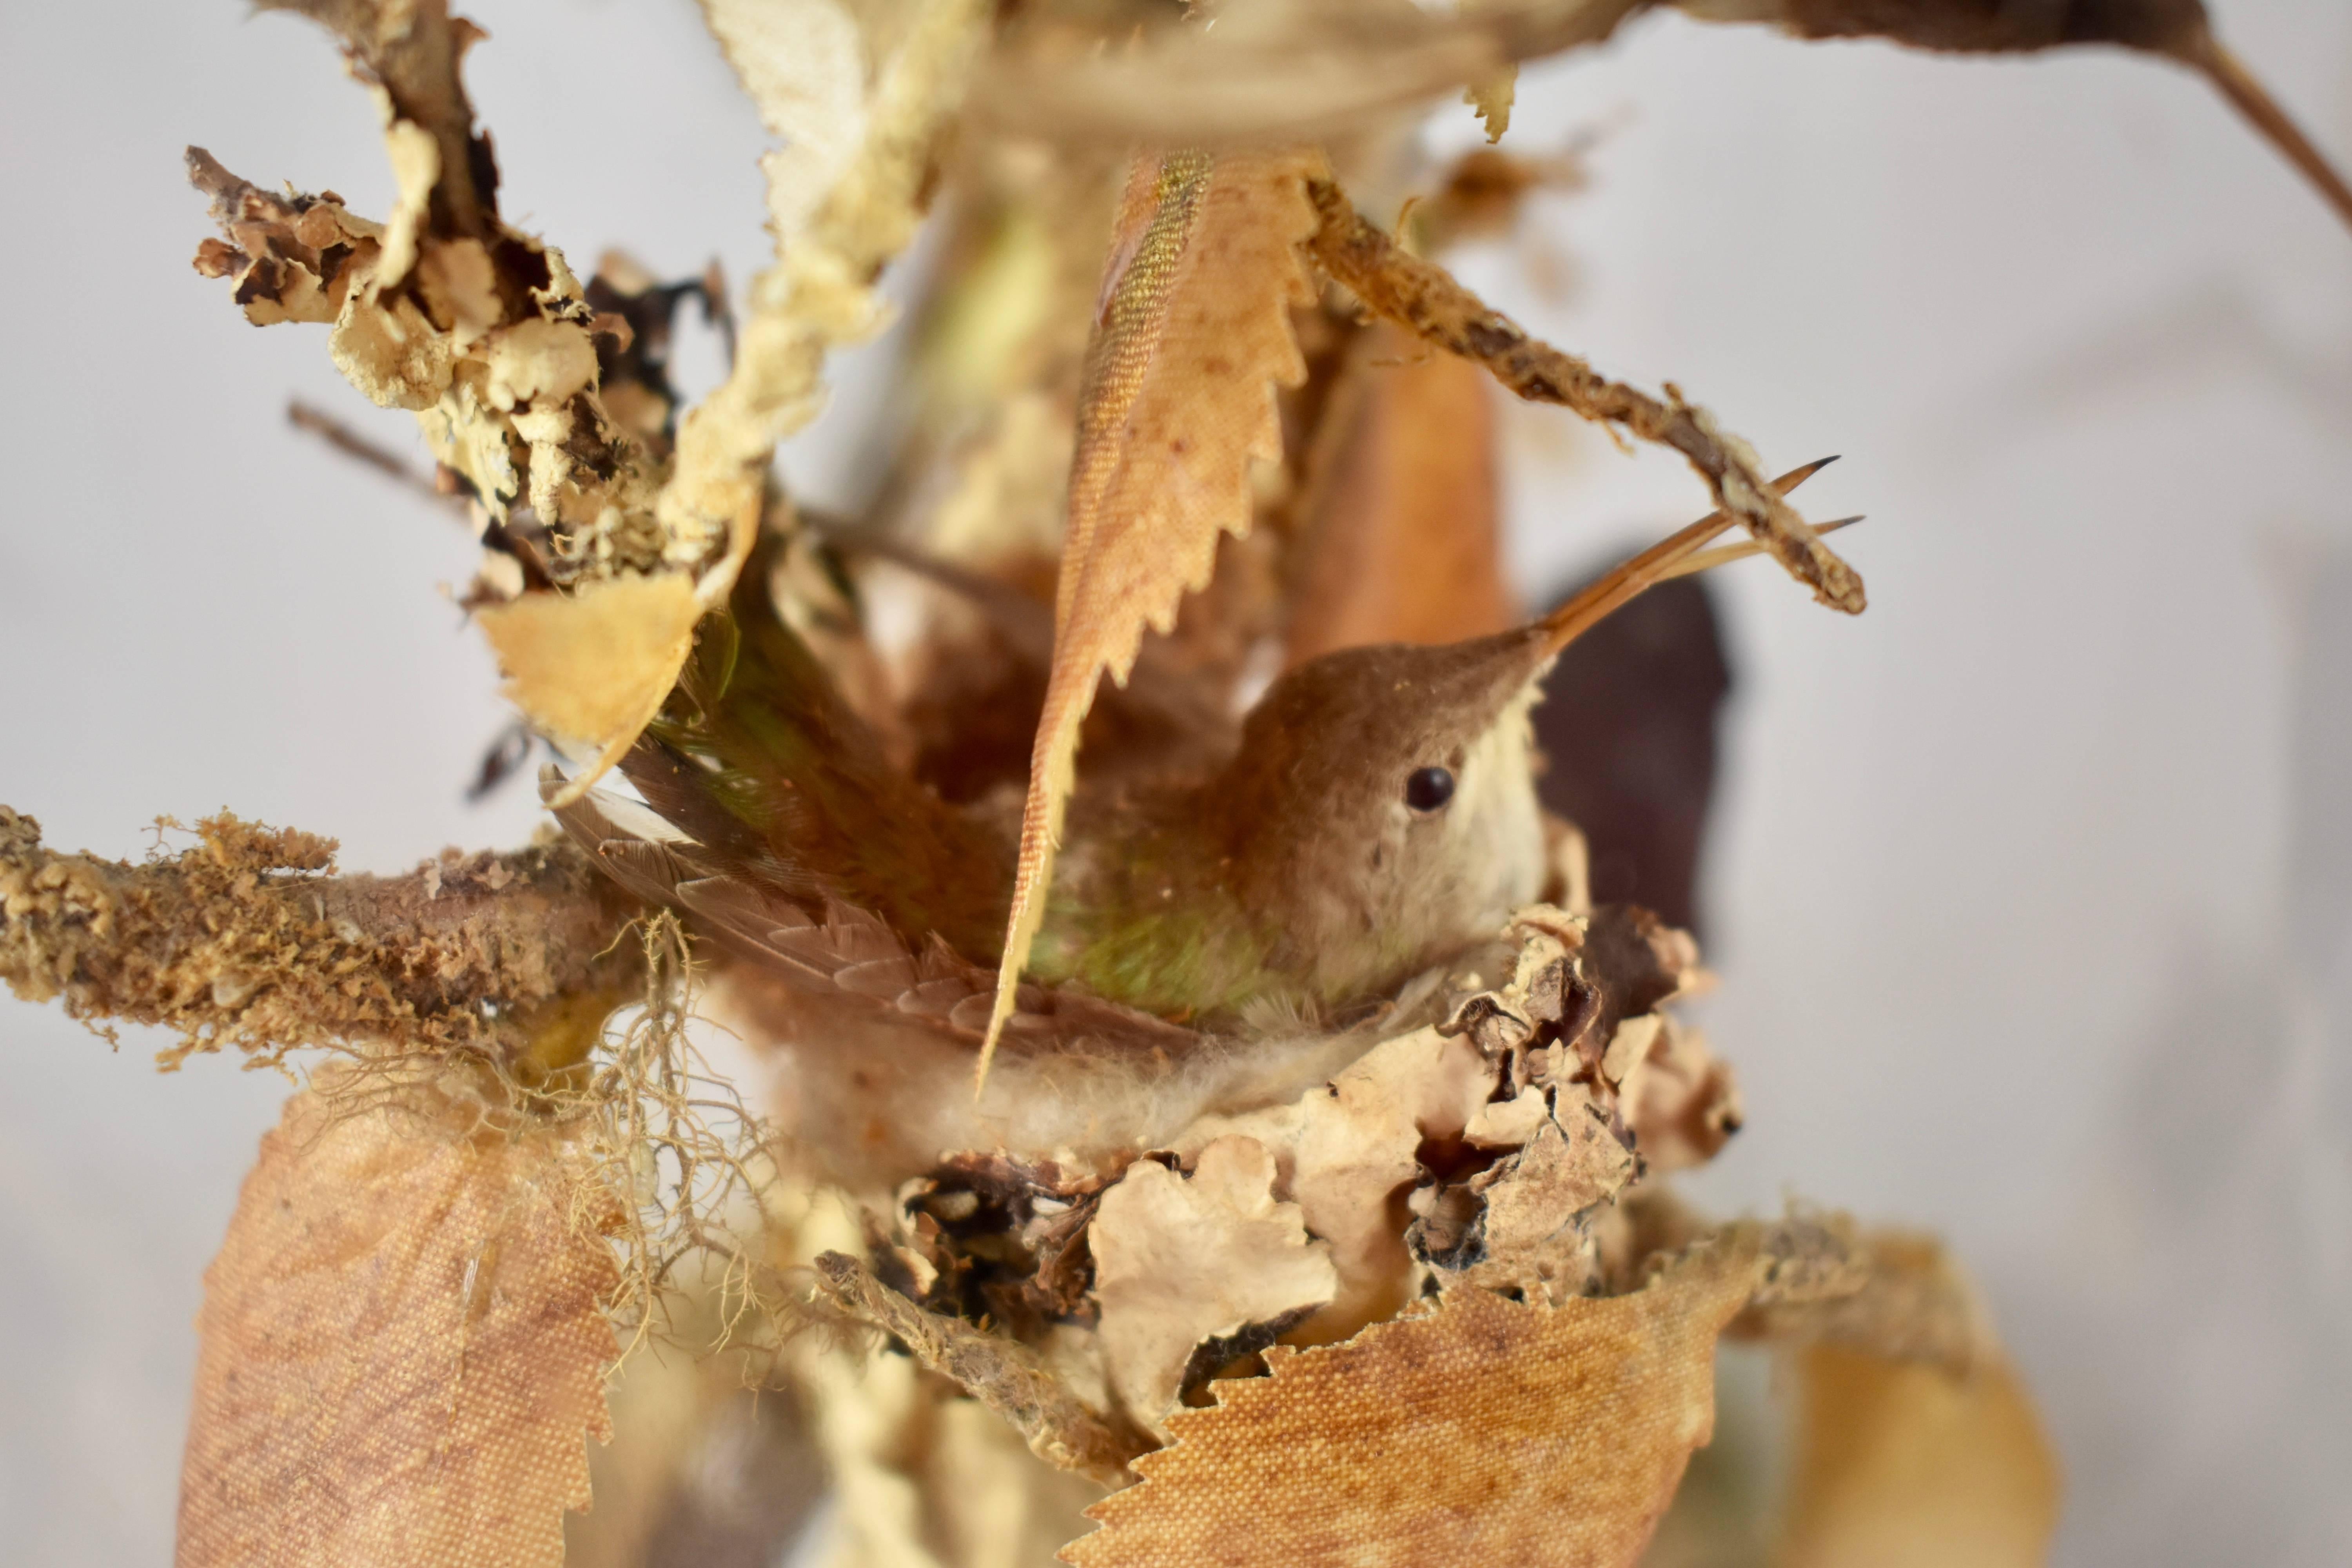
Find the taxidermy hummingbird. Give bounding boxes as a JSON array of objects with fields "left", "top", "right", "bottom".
[{"left": 548, "top": 459, "right": 1841, "bottom": 1091}]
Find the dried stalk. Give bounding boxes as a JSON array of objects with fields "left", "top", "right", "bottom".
[
  {"left": 813, "top": 1250, "right": 1151, "bottom": 1485},
  {"left": 1304, "top": 174, "right": 1864, "bottom": 613}
]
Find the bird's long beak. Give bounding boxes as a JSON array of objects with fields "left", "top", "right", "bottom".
[{"left": 1535, "top": 457, "right": 1839, "bottom": 659}]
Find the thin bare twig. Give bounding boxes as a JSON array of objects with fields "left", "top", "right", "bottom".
[
  {"left": 2190, "top": 35, "right": 2352, "bottom": 240},
  {"left": 287, "top": 401, "right": 466, "bottom": 513}
]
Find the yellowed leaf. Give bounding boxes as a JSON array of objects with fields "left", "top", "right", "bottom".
[
  {"left": 1062, "top": 1236, "right": 1768, "bottom": 1568},
  {"left": 1777, "top": 1345, "right": 2061, "bottom": 1568},
  {"left": 1465, "top": 68, "right": 1516, "bottom": 142},
  {"left": 981, "top": 147, "right": 1320, "bottom": 1080},
  {"left": 476, "top": 572, "right": 703, "bottom": 803},
  {"left": 178, "top": 1067, "right": 618, "bottom": 1568}
]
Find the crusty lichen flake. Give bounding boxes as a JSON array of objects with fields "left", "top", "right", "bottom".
[{"left": 1089, "top": 1136, "right": 1338, "bottom": 1438}]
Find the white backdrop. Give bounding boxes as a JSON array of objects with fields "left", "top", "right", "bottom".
[{"left": 2, "top": 1, "right": 2348, "bottom": 1561}]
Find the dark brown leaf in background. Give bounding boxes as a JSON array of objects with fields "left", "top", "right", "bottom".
[
  {"left": 1283, "top": 321, "right": 1516, "bottom": 667},
  {"left": 1533, "top": 572, "right": 1730, "bottom": 935}
]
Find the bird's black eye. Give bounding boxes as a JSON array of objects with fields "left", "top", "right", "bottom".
[{"left": 1405, "top": 766, "right": 1456, "bottom": 813}]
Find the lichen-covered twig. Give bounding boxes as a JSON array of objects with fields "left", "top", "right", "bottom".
[
  {"left": 1618, "top": 1192, "right": 1992, "bottom": 1375},
  {"left": 1304, "top": 175, "right": 1865, "bottom": 614},
  {"left": 0, "top": 806, "right": 638, "bottom": 1069},
  {"left": 812, "top": 1250, "right": 1151, "bottom": 1485},
  {"left": 198, "top": 0, "right": 989, "bottom": 805},
  {"left": 1730, "top": 1225, "right": 1999, "bottom": 1376}
]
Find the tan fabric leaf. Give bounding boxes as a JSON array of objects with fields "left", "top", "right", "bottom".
[
  {"left": 980, "top": 147, "right": 1320, "bottom": 1080},
  {"left": 1777, "top": 1345, "right": 2061, "bottom": 1568},
  {"left": 178, "top": 1067, "right": 619, "bottom": 1568},
  {"left": 1732, "top": 1228, "right": 2000, "bottom": 1378},
  {"left": 1091, "top": 1136, "right": 1338, "bottom": 1436},
  {"left": 1062, "top": 1237, "right": 1766, "bottom": 1568}
]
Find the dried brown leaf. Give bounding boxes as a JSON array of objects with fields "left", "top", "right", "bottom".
[
  {"left": 1062, "top": 1232, "right": 1771, "bottom": 1568},
  {"left": 255, "top": 0, "right": 498, "bottom": 244},
  {"left": 1674, "top": 0, "right": 2207, "bottom": 51},
  {"left": 1616, "top": 1015, "right": 1743, "bottom": 1172},
  {"left": 1174, "top": 1023, "right": 1500, "bottom": 1336},
  {"left": 1674, "top": 0, "right": 2352, "bottom": 236},
  {"left": 1777, "top": 1345, "right": 2062, "bottom": 1568},
  {"left": 178, "top": 1067, "right": 619, "bottom": 1568},
  {"left": 1467, "top": 1092, "right": 1637, "bottom": 1264},
  {"left": 982, "top": 148, "right": 1320, "bottom": 1077}
]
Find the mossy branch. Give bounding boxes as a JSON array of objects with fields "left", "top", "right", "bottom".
[{"left": 0, "top": 805, "right": 639, "bottom": 1070}]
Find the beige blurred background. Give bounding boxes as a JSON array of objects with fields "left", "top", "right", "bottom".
[{"left": 3, "top": 0, "right": 2348, "bottom": 1561}]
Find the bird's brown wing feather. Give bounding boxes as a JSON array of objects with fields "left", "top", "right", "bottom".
[{"left": 547, "top": 773, "right": 1200, "bottom": 1058}]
